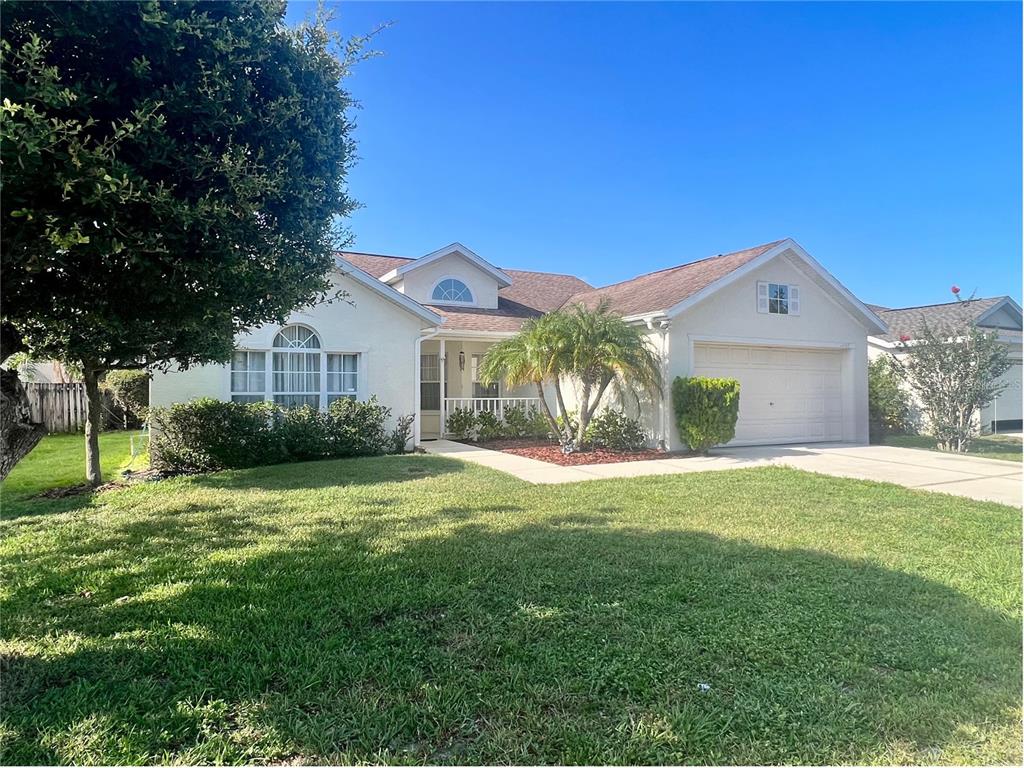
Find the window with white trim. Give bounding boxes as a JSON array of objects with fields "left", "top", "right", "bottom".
[
  {"left": 471, "top": 353, "right": 499, "bottom": 398},
  {"left": 431, "top": 278, "right": 473, "bottom": 304},
  {"left": 272, "top": 326, "right": 321, "bottom": 408},
  {"left": 757, "top": 282, "right": 800, "bottom": 315},
  {"left": 327, "top": 353, "right": 359, "bottom": 404},
  {"left": 420, "top": 354, "right": 441, "bottom": 410},
  {"left": 230, "top": 351, "right": 266, "bottom": 403}
]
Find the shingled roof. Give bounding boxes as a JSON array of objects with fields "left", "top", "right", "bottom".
[
  {"left": 559, "top": 240, "right": 786, "bottom": 316},
  {"left": 340, "top": 251, "right": 593, "bottom": 332},
  {"left": 871, "top": 297, "right": 1012, "bottom": 342}
]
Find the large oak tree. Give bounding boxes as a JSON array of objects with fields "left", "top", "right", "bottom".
[{"left": 1, "top": 1, "right": 363, "bottom": 483}]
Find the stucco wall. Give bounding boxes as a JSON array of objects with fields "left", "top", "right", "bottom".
[
  {"left": 663, "top": 254, "right": 871, "bottom": 450},
  {"left": 150, "top": 271, "right": 433, "bottom": 429},
  {"left": 394, "top": 252, "right": 500, "bottom": 309}
]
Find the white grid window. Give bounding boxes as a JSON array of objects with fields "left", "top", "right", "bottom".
[
  {"left": 471, "top": 353, "right": 498, "bottom": 398},
  {"left": 757, "top": 282, "right": 801, "bottom": 316},
  {"left": 272, "top": 326, "right": 321, "bottom": 408},
  {"left": 431, "top": 278, "right": 473, "bottom": 304},
  {"left": 230, "top": 351, "right": 266, "bottom": 403},
  {"left": 327, "top": 353, "right": 359, "bottom": 404},
  {"left": 420, "top": 354, "right": 441, "bottom": 411}
]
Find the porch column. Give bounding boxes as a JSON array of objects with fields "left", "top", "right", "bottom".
[{"left": 438, "top": 338, "right": 446, "bottom": 438}]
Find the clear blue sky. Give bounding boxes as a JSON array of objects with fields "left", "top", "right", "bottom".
[{"left": 286, "top": 1, "right": 1021, "bottom": 307}]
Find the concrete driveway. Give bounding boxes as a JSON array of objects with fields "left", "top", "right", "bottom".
[
  {"left": 721, "top": 443, "right": 1022, "bottom": 507},
  {"left": 424, "top": 440, "right": 1021, "bottom": 507}
]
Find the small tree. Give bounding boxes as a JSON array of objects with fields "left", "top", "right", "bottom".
[
  {"left": 1, "top": 1, "right": 367, "bottom": 483},
  {"left": 892, "top": 291, "right": 1011, "bottom": 452},
  {"left": 868, "top": 356, "right": 913, "bottom": 442}
]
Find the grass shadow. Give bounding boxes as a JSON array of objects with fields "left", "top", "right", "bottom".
[{"left": 2, "top": 513, "right": 1019, "bottom": 764}]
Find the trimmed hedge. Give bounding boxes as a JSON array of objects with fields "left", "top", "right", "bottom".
[
  {"left": 672, "top": 376, "right": 740, "bottom": 454},
  {"left": 150, "top": 397, "right": 407, "bottom": 474}
]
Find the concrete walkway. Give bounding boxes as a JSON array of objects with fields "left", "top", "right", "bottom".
[{"left": 422, "top": 439, "right": 1022, "bottom": 507}]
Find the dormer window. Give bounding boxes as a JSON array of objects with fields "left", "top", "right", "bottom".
[{"left": 432, "top": 278, "right": 474, "bottom": 304}]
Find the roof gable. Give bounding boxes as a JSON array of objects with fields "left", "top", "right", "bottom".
[
  {"left": 562, "top": 239, "right": 887, "bottom": 334},
  {"left": 871, "top": 296, "right": 1022, "bottom": 342},
  {"left": 379, "top": 243, "right": 512, "bottom": 288}
]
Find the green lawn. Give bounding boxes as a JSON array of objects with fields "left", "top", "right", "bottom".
[
  {"left": 880, "top": 433, "right": 1023, "bottom": 462},
  {"left": 0, "top": 453, "right": 1020, "bottom": 764},
  {"left": 1, "top": 430, "right": 147, "bottom": 499}
]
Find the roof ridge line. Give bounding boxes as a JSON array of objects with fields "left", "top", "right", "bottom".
[{"left": 879, "top": 296, "right": 1003, "bottom": 312}]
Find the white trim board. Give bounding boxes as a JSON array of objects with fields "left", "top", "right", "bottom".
[
  {"left": 334, "top": 255, "right": 444, "bottom": 326},
  {"left": 665, "top": 238, "right": 888, "bottom": 335},
  {"left": 378, "top": 242, "right": 513, "bottom": 288}
]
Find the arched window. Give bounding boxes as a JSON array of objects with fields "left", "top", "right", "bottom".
[
  {"left": 431, "top": 278, "right": 473, "bottom": 304},
  {"left": 272, "top": 325, "right": 321, "bottom": 408}
]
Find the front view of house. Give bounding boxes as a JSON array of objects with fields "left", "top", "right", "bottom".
[{"left": 150, "top": 238, "right": 888, "bottom": 450}]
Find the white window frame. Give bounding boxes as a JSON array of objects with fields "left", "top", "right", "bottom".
[
  {"left": 430, "top": 276, "right": 475, "bottom": 306},
  {"left": 229, "top": 325, "right": 363, "bottom": 410},
  {"left": 470, "top": 353, "right": 499, "bottom": 398},
  {"left": 420, "top": 353, "right": 442, "bottom": 411},
  {"left": 229, "top": 350, "right": 267, "bottom": 404},
  {"left": 757, "top": 281, "right": 800, "bottom": 316}
]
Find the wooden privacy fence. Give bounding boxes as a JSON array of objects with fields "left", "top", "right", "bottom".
[{"left": 25, "top": 383, "right": 88, "bottom": 432}]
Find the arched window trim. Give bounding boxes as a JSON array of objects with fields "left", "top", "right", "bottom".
[
  {"left": 430, "top": 276, "right": 475, "bottom": 305},
  {"left": 229, "top": 323, "right": 361, "bottom": 409}
]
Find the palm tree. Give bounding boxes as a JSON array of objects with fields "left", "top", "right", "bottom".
[
  {"left": 478, "top": 312, "right": 574, "bottom": 445},
  {"left": 480, "top": 301, "right": 662, "bottom": 451},
  {"left": 561, "top": 300, "right": 662, "bottom": 446}
]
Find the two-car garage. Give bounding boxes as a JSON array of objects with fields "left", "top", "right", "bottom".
[{"left": 692, "top": 342, "right": 848, "bottom": 445}]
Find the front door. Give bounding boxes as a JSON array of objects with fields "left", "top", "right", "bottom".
[{"left": 420, "top": 353, "right": 446, "bottom": 438}]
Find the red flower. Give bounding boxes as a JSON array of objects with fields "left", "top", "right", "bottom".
[
  {"left": 899, "top": 333, "right": 912, "bottom": 342},
  {"left": 951, "top": 284, "right": 960, "bottom": 295}
]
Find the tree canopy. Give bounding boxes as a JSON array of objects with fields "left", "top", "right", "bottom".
[{"left": 0, "top": 0, "right": 364, "bottom": 482}]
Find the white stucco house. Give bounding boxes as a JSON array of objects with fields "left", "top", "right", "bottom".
[
  {"left": 151, "top": 238, "right": 890, "bottom": 450},
  {"left": 866, "top": 297, "right": 1023, "bottom": 434}
]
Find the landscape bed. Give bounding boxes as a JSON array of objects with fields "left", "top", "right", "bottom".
[
  {"left": 464, "top": 438, "right": 680, "bottom": 466},
  {"left": 0, "top": 434, "right": 1020, "bottom": 765}
]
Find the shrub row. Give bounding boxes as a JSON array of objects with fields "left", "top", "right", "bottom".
[
  {"left": 150, "top": 397, "right": 411, "bottom": 474},
  {"left": 446, "top": 405, "right": 649, "bottom": 452},
  {"left": 445, "top": 405, "right": 551, "bottom": 442}
]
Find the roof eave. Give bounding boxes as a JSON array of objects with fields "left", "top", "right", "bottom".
[{"left": 334, "top": 256, "right": 444, "bottom": 326}]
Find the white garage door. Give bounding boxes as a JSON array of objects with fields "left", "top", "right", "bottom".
[{"left": 693, "top": 343, "right": 845, "bottom": 445}]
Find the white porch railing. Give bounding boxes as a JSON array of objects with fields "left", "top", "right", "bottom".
[{"left": 443, "top": 397, "right": 542, "bottom": 432}]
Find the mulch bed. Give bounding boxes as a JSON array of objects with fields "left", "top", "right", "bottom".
[{"left": 471, "top": 439, "right": 683, "bottom": 466}]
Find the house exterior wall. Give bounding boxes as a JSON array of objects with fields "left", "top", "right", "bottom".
[
  {"left": 664, "top": 255, "right": 870, "bottom": 450},
  {"left": 150, "top": 271, "right": 433, "bottom": 429},
  {"left": 393, "top": 254, "right": 501, "bottom": 309}
]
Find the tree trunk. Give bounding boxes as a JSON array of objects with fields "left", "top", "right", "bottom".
[
  {"left": 575, "top": 381, "right": 592, "bottom": 447},
  {"left": 534, "top": 381, "right": 562, "bottom": 440},
  {"left": 551, "top": 378, "right": 574, "bottom": 450},
  {"left": 0, "top": 367, "right": 45, "bottom": 480},
  {"left": 83, "top": 366, "right": 104, "bottom": 486}
]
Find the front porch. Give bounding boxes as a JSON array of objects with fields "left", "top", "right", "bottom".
[{"left": 418, "top": 335, "right": 543, "bottom": 440}]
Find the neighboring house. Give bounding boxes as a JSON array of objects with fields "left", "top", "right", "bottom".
[
  {"left": 151, "top": 238, "right": 888, "bottom": 450},
  {"left": 867, "top": 297, "right": 1024, "bottom": 434}
]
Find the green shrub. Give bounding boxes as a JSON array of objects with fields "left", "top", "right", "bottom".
[
  {"left": 104, "top": 369, "right": 152, "bottom": 426},
  {"left": 476, "top": 410, "right": 506, "bottom": 441},
  {"left": 585, "top": 409, "right": 647, "bottom": 452},
  {"left": 445, "top": 408, "right": 477, "bottom": 440},
  {"left": 672, "top": 376, "right": 740, "bottom": 454},
  {"left": 325, "top": 396, "right": 392, "bottom": 456},
  {"left": 390, "top": 414, "right": 415, "bottom": 454},
  {"left": 869, "top": 357, "right": 913, "bottom": 442},
  {"left": 150, "top": 398, "right": 283, "bottom": 473},
  {"left": 150, "top": 396, "right": 396, "bottom": 474},
  {"left": 277, "top": 405, "right": 331, "bottom": 461},
  {"left": 503, "top": 405, "right": 551, "bottom": 439}
]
